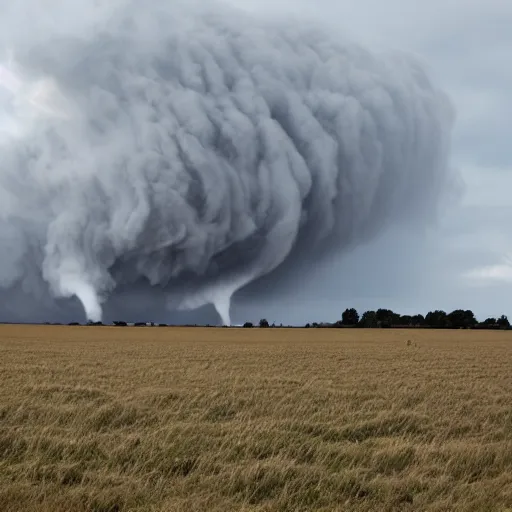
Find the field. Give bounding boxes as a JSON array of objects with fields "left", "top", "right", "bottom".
[{"left": 0, "top": 326, "right": 511, "bottom": 512}]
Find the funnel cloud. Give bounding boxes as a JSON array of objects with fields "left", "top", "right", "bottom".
[{"left": 0, "top": 0, "right": 454, "bottom": 325}]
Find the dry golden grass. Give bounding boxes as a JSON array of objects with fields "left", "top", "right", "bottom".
[{"left": 0, "top": 325, "right": 511, "bottom": 511}]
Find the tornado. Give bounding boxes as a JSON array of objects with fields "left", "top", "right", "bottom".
[{"left": 0, "top": 0, "right": 454, "bottom": 325}]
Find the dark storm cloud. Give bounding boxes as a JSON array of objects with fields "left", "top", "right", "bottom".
[{"left": 0, "top": 0, "right": 454, "bottom": 324}]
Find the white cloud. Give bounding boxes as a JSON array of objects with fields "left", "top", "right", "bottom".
[{"left": 464, "top": 255, "right": 512, "bottom": 285}]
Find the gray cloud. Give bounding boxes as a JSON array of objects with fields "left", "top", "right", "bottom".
[
  {"left": 0, "top": 0, "right": 454, "bottom": 324},
  {"left": 225, "top": 0, "right": 512, "bottom": 323}
]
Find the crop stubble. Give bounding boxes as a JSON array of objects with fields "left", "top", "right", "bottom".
[{"left": 0, "top": 325, "right": 511, "bottom": 511}]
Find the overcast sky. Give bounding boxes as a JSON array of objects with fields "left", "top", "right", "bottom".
[
  {"left": 226, "top": 0, "right": 512, "bottom": 324},
  {"left": 1, "top": 0, "right": 508, "bottom": 326}
]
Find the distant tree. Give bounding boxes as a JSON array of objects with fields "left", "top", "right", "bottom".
[
  {"left": 259, "top": 319, "right": 270, "bottom": 328},
  {"left": 463, "top": 310, "right": 476, "bottom": 328},
  {"left": 243, "top": 322, "right": 254, "bottom": 328},
  {"left": 425, "top": 310, "right": 448, "bottom": 328},
  {"left": 446, "top": 310, "right": 464, "bottom": 328},
  {"left": 497, "top": 315, "right": 510, "bottom": 329},
  {"left": 359, "top": 310, "right": 378, "bottom": 328},
  {"left": 396, "top": 315, "right": 412, "bottom": 327},
  {"left": 478, "top": 317, "right": 498, "bottom": 330},
  {"left": 305, "top": 323, "right": 311, "bottom": 328},
  {"left": 411, "top": 314, "right": 425, "bottom": 327},
  {"left": 113, "top": 321, "right": 127, "bottom": 326},
  {"left": 447, "top": 309, "right": 477, "bottom": 329},
  {"left": 376, "top": 309, "right": 400, "bottom": 328},
  {"left": 464, "top": 310, "right": 477, "bottom": 327},
  {"left": 342, "top": 308, "right": 359, "bottom": 326}
]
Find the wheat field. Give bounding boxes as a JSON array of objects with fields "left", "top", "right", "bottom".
[{"left": 0, "top": 325, "right": 511, "bottom": 511}]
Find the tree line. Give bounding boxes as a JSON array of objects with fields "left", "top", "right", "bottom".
[
  {"left": 43, "top": 308, "right": 510, "bottom": 329},
  {"left": 244, "top": 309, "right": 511, "bottom": 329},
  {"left": 341, "top": 308, "right": 509, "bottom": 329}
]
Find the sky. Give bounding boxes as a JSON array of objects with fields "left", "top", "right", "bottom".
[
  {"left": 227, "top": 0, "right": 512, "bottom": 324},
  {"left": 0, "top": 0, "right": 509, "bottom": 326}
]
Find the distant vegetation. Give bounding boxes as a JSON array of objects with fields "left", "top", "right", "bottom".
[
  {"left": 40, "top": 307, "right": 511, "bottom": 329},
  {"left": 335, "top": 308, "right": 511, "bottom": 330}
]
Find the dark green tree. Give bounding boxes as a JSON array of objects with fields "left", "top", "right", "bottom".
[
  {"left": 447, "top": 309, "right": 477, "bottom": 329},
  {"left": 342, "top": 308, "right": 359, "bottom": 326},
  {"left": 497, "top": 315, "right": 510, "bottom": 329},
  {"left": 376, "top": 309, "right": 400, "bottom": 328},
  {"left": 425, "top": 310, "right": 448, "bottom": 328},
  {"left": 397, "top": 315, "right": 412, "bottom": 326},
  {"left": 360, "top": 310, "right": 378, "bottom": 328},
  {"left": 259, "top": 318, "right": 270, "bottom": 328},
  {"left": 479, "top": 317, "right": 498, "bottom": 329},
  {"left": 464, "top": 310, "right": 477, "bottom": 327},
  {"left": 411, "top": 314, "right": 425, "bottom": 326}
]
